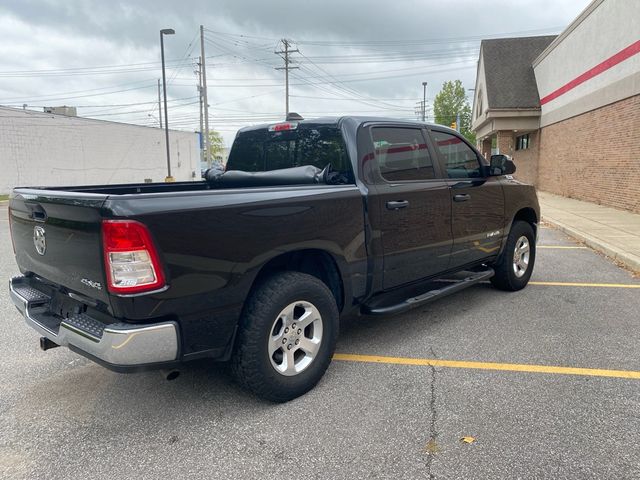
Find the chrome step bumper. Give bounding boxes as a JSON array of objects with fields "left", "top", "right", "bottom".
[{"left": 10, "top": 276, "right": 178, "bottom": 367}]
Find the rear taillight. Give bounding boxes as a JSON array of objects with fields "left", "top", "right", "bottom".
[
  {"left": 102, "top": 220, "right": 166, "bottom": 294},
  {"left": 8, "top": 206, "right": 16, "bottom": 254}
]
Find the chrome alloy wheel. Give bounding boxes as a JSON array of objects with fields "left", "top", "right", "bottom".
[
  {"left": 268, "top": 301, "right": 323, "bottom": 376},
  {"left": 512, "top": 235, "right": 531, "bottom": 278}
]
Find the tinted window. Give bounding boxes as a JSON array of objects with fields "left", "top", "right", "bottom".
[
  {"left": 372, "top": 127, "right": 435, "bottom": 181},
  {"left": 227, "top": 125, "right": 351, "bottom": 178},
  {"left": 431, "top": 131, "right": 481, "bottom": 178}
]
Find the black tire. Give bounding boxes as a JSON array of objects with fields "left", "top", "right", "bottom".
[
  {"left": 490, "top": 220, "right": 536, "bottom": 291},
  {"left": 230, "top": 271, "right": 339, "bottom": 402}
]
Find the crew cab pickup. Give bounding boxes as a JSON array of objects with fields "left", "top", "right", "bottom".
[{"left": 9, "top": 116, "right": 539, "bottom": 401}]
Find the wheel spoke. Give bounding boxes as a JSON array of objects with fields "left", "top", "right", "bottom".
[
  {"left": 298, "top": 337, "right": 320, "bottom": 357},
  {"left": 283, "top": 348, "right": 297, "bottom": 374},
  {"left": 297, "top": 306, "right": 319, "bottom": 329},
  {"left": 280, "top": 303, "right": 296, "bottom": 325},
  {"left": 269, "top": 333, "right": 284, "bottom": 355}
]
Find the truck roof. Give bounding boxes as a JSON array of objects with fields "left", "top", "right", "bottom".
[{"left": 236, "top": 116, "right": 455, "bottom": 134}]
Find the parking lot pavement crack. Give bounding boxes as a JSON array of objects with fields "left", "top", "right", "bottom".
[{"left": 424, "top": 348, "right": 440, "bottom": 480}]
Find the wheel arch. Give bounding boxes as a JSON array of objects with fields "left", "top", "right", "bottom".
[
  {"left": 498, "top": 207, "right": 539, "bottom": 260},
  {"left": 250, "top": 249, "right": 347, "bottom": 312},
  {"left": 512, "top": 207, "right": 538, "bottom": 234}
]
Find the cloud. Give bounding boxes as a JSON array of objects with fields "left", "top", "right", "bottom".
[{"left": 0, "top": 0, "right": 592, "bottom": 144}]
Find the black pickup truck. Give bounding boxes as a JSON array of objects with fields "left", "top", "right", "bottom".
[{"left": 9, "top": 116, "right": 539, "bottom": 401}]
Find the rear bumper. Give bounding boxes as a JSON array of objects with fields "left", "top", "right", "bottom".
[{"left": 10, "top": 276, "right": 179, "bottom": 368}]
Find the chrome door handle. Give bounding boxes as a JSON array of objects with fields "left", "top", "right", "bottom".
[
  {"left": 453, "top": 194, "right": 471, "bottom": 202},
  {"left": 386, "top": 200, "right": 409, "bottom": 210}
]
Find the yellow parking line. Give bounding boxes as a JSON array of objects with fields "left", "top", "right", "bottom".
[
  {"left": 537, "top": 245, "right": 587, "bottom": 249},
  {"left": 529, "top": 281, "right": 640, "bottom": 288},
  {"left": 333, "top": 353, "right": 640, "bottom": 380}
]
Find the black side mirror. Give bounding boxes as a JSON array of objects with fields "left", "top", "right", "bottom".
[{"left": 490, "top": 154, "right": 516, "bottom": 176}]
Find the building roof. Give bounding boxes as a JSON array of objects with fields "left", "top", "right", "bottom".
[{"left": 482, "top": 35, "right": 557, "bottom": 109}]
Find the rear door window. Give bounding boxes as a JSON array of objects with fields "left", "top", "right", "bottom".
[{"left": 371, "top": 127, "right": 435, "bottom": 182}]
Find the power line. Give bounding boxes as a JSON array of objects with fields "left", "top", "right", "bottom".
[
  {"left": 0, "top": 80, "right": 156, "bottom": 103},
  {"left": 1, "top": 83, "right": 158, "bottom": 105}
]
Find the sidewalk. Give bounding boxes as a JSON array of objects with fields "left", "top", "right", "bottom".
[{"left": 538, "top": 191, "right": 640, "bottom": 273}]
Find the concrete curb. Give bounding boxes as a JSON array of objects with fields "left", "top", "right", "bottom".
[{"left": 542, "top": 215, "right": 640, "bottom": 274}]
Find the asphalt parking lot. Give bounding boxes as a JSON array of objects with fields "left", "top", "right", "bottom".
[{"left": 1, "top": 204, "right": 640, "bottom": 480}]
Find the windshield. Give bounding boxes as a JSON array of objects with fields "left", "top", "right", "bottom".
[{"left": 227, "top": 124, "right": 353, "bottom": 180}]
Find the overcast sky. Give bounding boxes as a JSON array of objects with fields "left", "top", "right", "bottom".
[{"left": 0, "top": 0, "right": 592, "bottom": 145}]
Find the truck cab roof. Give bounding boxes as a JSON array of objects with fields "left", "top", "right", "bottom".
[{"left": 236, "top": 116, "right": 455, "bottom": 135}]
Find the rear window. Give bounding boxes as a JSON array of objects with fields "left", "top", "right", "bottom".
[{"left": 227, "top": 124, "right": 352, "bottom": 179}]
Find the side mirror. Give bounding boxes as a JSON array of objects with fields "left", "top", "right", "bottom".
[{"left": 489, "top": 154, "right": 516, "bottom": 176}]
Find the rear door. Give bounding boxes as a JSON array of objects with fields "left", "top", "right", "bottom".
[
  {"left": 428, "top": 128, "right": 505, "bottom": 268},
  {"left": 9, "top": 191, "right": 111, "bottom": 303},
  {"left": 367, "top": 125, "right": 453, "bottom": 290}
]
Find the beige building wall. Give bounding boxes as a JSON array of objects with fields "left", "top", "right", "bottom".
[{"left": 534, "top": 0, "right": 640, "bottom": 127}]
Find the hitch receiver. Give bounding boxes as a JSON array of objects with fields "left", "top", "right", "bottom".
[{"left": 40, "top": 337, "right": 60, "bottom": 351}]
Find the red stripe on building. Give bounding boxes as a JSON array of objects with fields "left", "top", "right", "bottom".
[
  {"left": 377, "top": 143, "right": 428, "bottom": 155},
  {"left": 437, "top": 138, "right": 463, "bottom": 147},
  {"left": 540, "top": 40, "right": 640, "bottom": 105}
]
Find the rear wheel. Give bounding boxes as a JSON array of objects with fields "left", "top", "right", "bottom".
[
  {"left": 230, "top": 271, "right": 339, "bottom": 402},
  {"left": 491, "top": 220, "right": 536, "bottom": 291}
]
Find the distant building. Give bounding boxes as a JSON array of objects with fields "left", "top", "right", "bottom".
[
  {"left": 472, "top": 0, "right": 640, "bottom": 213},
  {"left": 471, "top": 35, "right": 557, "bottom": 182},
  {"left": 0, "top": 106, "right": 200, "bottom": 193}
]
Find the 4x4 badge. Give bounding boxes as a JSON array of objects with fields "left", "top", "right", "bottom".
[{"left": 33, "top": 226, "right": 46, "bottom": 255}]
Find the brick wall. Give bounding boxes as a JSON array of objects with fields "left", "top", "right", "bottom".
[
  {"left": 496, "top": 130, "right": 513, "bottom": 156},
  {"left": 538, "top": 95, "right": 640, "bottom": 213},
  {"left": 511, "top": 130, "right": 539, "bottom": 186}
]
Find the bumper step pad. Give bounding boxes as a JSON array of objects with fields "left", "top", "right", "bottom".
[{"left": 63, "top": 313, "right": 106, "bottom": 340}]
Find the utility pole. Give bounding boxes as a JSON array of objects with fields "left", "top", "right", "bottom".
[
  {"left": 422, "top": 81, "right": 428, "bottom": 122},
  {"left": 157, "top": 79, "right": 163, "bottom": 128},
  {"left": 196, "top": 57, "right": 204, "bottom": 165},
  {"left": 275, "top": 39, "right": 299, "bottom": 117},
  {"left": 160, "top": 28, "right": 175, "bottom": 181},
  {"left": 200, "top": 25, "right": 211, "bottom": 168}
]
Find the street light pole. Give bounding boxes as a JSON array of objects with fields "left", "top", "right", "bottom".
[
  {"left": 160, "top": 28, "right": 175, "bottom": 182},
  {"left": 422, "top": 81, "right": 428, "bottom": 122}
]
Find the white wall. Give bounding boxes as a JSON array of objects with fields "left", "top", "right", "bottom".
[
  {"left": 0, "top": 107, "right": 200, "bottom": 193},
  {"left": 471, "top": 49, "right": 490, "bottom": 132},
  {"left": 534, "top": 0, "right": 640, "bottom": 126}
]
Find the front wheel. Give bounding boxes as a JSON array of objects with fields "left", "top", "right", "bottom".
[
  {"left": 490, "top": 220, "right": 536, "bottom": 291},
  {"left": 230, "top": 271, "right": 339, "bottom": 402}
]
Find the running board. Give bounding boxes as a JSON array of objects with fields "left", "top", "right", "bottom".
[{"left": 361, "top": 268, "right": 494, "bottom": 316}]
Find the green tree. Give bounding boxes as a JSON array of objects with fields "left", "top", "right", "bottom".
[
  {"left": 433, "top": 80, "right": 475, "bottom": 144},
  {"left": 206, "top": 130, "right": 225, "bottom": 163}
]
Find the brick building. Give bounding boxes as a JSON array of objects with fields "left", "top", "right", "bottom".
[
  {"left": 471, "top": 0, "right": 640, "bottom": 213},
  {"left": 0, "top": 106, "right": 200, "bottom": 194}
]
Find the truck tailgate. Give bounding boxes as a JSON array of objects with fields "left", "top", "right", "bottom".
[{"left": 9, "top": 190, "right": 111, "bottom": 304}]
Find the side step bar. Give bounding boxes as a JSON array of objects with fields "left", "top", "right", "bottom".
[{"left": 361, "top": 268, "right": 494, "bottom": 316}]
